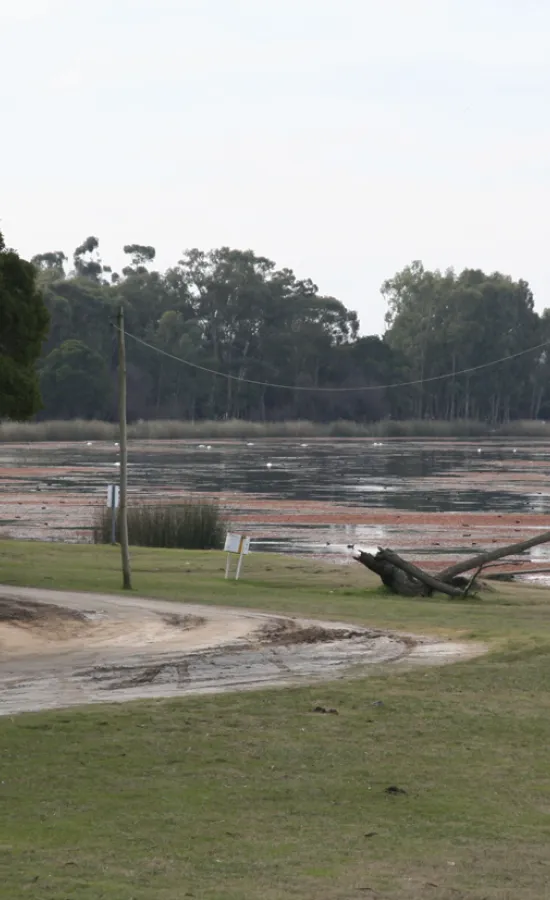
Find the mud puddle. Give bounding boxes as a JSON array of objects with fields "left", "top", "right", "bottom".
[{"left": 0, "top": 585, "right": 485, "bottom": 716}]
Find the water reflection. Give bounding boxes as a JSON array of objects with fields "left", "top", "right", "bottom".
[{"left": 8, "top": 439, "right": 549, "bottom": 515}]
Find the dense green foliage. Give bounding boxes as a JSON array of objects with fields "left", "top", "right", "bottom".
[
  {"left": 31, "top": 238, "right": 550, "bottom": 423},
  {"left": 93, "top": 500, "right": 226, "bottom": 550},
  {"left": 40, "top": 339, "right": 111, "bottom": 419},
  {"left": 0, "top": 232, "right": 50, "bottom": 419},
  {"left": 383, "top": 262, "right": 549, "bottom": 421}
]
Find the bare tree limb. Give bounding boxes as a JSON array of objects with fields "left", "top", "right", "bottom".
[
  {"left": 462, "top": 563, "right": 485, "bottom": 598},
  {"left": 436, "top": 529, "right": 550, "bottom": 582}
]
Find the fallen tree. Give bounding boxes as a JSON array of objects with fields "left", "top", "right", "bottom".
[
  {"left": 354, "top": 548, "right": 466, "bottom": 597},
  {"left": 354, "top": 528, "right": 550, "bottom": 598}
]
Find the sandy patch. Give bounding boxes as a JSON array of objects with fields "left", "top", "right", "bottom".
[{"left": 0, "top": 585, "right": 485, "bottom": 716}]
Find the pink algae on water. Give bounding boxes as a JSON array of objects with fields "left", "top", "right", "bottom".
[{"left": 1, "top": 439, "right": 550, "bottom": 573}]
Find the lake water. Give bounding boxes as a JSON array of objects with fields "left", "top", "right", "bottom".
[
  {"left": 1, "top": 438, "right": 550, "bottom": 565},
  {"left": 7, "top": 438, "right": 550, "bottom": 510}
]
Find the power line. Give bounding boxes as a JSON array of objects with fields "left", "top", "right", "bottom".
[{"left": 121, "top": 328, "right": 550, "bottom": 394}]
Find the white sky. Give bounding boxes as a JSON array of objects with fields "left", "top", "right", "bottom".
[{"left": 2, "top": 0, "right": 549, "bottom": 333}]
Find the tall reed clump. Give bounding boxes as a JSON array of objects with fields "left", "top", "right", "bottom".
[
  {"left": 0, "top": 419, "right": 118, "bottom": 442},
  {"left": 365, "top": 418, "right": 492, "bottom": 438},
  {"left": 129, "top": 418, "right": 322, "bottom": 439},
  {"left": 93, "top": 500, "right": 226, "bottom": 550},
  {"left": 0, "top": 418, "right": 323, "bottom": 442}
]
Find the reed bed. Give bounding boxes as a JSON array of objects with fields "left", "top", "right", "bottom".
[
  {"left": 2, "top": 417, "right": 549, "bottom": 442},
  {"left": 93, "top": 500, "right": 226, "bottom": 550}
]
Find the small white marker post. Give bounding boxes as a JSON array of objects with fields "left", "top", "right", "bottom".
[
  {"left": 224, "top": 533, "right": 251, "bottom": 580},
  {"left": 107, "top": 484, "right": 120, "bottom": 545}
]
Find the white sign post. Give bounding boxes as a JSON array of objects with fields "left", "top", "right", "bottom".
[
  {"left": 224, "top": 533, "right": 251, "bottom": 580},
  {"left": 106, "top": 484, "right": 120, "bottom": 545}
]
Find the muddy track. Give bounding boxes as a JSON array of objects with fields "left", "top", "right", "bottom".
[{"left": 0, "top": 585, "right": 486, "bottom": 716}]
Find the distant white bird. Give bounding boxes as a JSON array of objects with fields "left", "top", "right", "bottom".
[
  {"left": 266, "top": 462, "right": 273, "bottom": 468},
  {"left": 206, "top": 445, "right": 212, "bottom": 450},
  {"left": 199, "top": 444, "right": 206, "bottom": 449},
  {"left": 247, "top": 442, "right": 254, "bottom": 447},
  {"left": 513, "top": 448, "right": 517, "bottom": 454},
  {"left": 300, "top": 443, "right": 308, "bottom": 448},
  {"left": 115, "top": 461, "right": 121, "bottom": 467},
  {"left": 477, "top": 448, "right": 482, "bottom": 453},
  {"left": 86, "top": 442, "right": 93, "bottom": 446},
  {"left": 114, "top": 442, "right": 119, "bottom": 446}
]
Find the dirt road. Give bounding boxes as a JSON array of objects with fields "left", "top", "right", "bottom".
[{"left": 0, "top": 585, "right": 485, "bottom": 715}]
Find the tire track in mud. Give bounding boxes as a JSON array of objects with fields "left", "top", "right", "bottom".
[{"left": 0, "top": 585, "right": 486, "bottom": 715}]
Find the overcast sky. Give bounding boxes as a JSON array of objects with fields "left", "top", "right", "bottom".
[{"left": 2, "top": 0, "right": 549, "bottom": 333}]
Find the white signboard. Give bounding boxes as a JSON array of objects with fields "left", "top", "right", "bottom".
[
  {"left": 106, "top": 484, "right": 120, "bottom": 508},
  {"left": 224, "top": 533, "right": 251, "bottom": 555},
  {"left": 224, "top": 533, "right": 251, "bottom": 580}
]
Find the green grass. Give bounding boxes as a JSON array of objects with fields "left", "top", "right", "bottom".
[
  {"left": 3, "top": 416, "right": 550, "bottom": 441},
  {"left": 1, "top": 540, "right": 550, "bottom": 898},
  {"left": 0, "top": 540, "right": 548, "bottom": 643}
]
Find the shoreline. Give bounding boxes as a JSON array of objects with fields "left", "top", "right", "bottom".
[{"left": 2, "top": 417, "right": 550, "bottom": 442}]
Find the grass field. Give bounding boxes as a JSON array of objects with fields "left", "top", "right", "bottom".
[{"left": 1, "top": 541, "right": 550, "bottom": 899}]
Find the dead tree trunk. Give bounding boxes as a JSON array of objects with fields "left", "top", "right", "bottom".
[
  {"left": 354, "top": 528, "right": 550, "bottom": 598},
  {"left": 354, "top": 549, "right": 465, "bottom": 597},
  {"left": 354, "top": 550, "right": 428, "bottom": 596},
  {"left": 377, "top": 549, "right": 466, "bottom": 597}
]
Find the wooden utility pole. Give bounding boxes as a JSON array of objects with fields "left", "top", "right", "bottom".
[{"left": 117, "top": 304, "right": 132, "bottom": 589}]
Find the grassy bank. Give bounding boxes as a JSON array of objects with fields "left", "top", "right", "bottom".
[
  {"left": 0, "top": 539, "right": 547, "bottom": 641},
  {"left": 2, "top": 416, "right": 550, "bottom": 442},
  {"left": 1, "top": 542, "right": 550, "bottom": 899}
]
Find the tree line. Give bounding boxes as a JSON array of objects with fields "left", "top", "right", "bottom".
[{"left": 3, "top": 232, "right": 550, "bottom": 424}]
